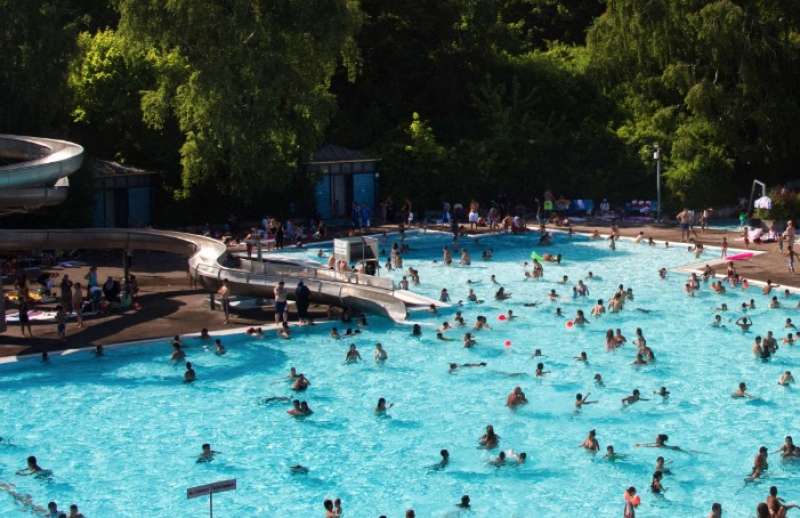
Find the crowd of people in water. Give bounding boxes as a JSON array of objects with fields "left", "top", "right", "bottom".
[{"left": 6, "top": 220, "right": 800, "bottom": 517}]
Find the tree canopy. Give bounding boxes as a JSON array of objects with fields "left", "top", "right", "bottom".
[{"left": 2, "top": 0, "right": 799, "bottom": 222}]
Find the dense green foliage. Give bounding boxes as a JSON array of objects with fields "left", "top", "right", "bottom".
[{"left": 2, "top": 0, "right": 798, "bottom": 222}]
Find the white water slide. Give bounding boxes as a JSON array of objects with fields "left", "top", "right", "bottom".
[{"left": 0, "top": 135, "right": 442, "bottom": 333}]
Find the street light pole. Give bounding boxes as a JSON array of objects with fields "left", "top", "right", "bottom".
[{"left": 653, "top": 144, "right": 661, "bottom": 222}]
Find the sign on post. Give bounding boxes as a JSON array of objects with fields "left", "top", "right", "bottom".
[{"left": 187, "top": 479, "right": 236, "bottom": 518}]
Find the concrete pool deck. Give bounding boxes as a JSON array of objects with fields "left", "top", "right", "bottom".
[{"left": 2, "top": 220, "right": 795, "bottom": 357}]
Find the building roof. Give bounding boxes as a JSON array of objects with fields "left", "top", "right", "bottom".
[{"left": 306, "top": 144, "right": 379, "bottom": 165}]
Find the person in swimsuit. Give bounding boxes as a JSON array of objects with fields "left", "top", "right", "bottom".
[
  {"left": 197, "top": 443, "right": 220, "bottom": 463},
  {"left": 622, "top": 389, "right": 648, "bottom": 406},
  {"left": 581, "top": 429, "right": 599, "bottom": 452},
  {"left": 636, "top": 434, "right": 685, "bottom": 452},
  {"left": 292, "top": 374, "right": 310, "bottom": 391},
  {"left": 749, "top": 446, "right": 768, "bottom": 480},
  {"left": 732, "top": 382, "right": 753, "bottom": 398},
  {"left": 650, "top": 470, "right": 665, "bottom": 494},
  {"left": 506, "top": 387, "right": 528, "bottom": 408},
  {"left": 479, "top": 425, "right": 499, "bottom": 449},
  {"left": 184, "top": 362, "right": 196, "bottom": 382},
  {"left": 535, "top": 363, "right": 550, "bottom": 377},
  {"left": 375, "top": 397, "right": 393, "bottom": 415},
  {"left": 374, "top": 343, "right": 388, "bottom": 363},
  {"left": 345, "top": 344, "right": 362, "bottom": 363}
]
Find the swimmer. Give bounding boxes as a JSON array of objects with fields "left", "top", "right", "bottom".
[
  {"left": 495, "top": 287, "right": 511, "bottom": 301},
  {"left": 636, "top": 434, "right": 685, "bottom": 452},
  {"left": 474, "top": 316, "right": 491, "bottom": 330},
  {"left": 197, "top": 443, "right": 220, "bottom": 463},
  {"left": 624, "top": 487, "right": 640, "bottom": 517},
  {"left": 16, "top": 456, "right": 50, "bottom": 477},
  {"left": 605, "top": 445, "right": 626, "bottom": 461},
  {"left": 575, "top": 392, "right": 597, "bottom": 408},
  {"left": 506, "top": 386, "right": 528, "bottom": 408},
  {"left": 716, "top": 303, "right": 729, "bottom": 311},
  {"left": 439, "top": 288, "right": 450, "bottom": 303},
  {"left": 614, "top": 329, "right": 627, "bottom": 345},
  {"left": 287, "top": 399, "right": 303, "bottom": 416},
  {"left": 439, "top": 321, "right": 452, "bottom": 332},
  {"left": 69, "top": 504, "right": 86, "bottom": 518},
  {"left": 330, "top": 328, "right": 341, "bottom": 339},
  {"left": 463, "top": 333, "right": 476, "bottom": 348},
  {"left": 749, "top": 446, "right": 768, "bottom": 480},
  {"left": 184, "top": 362, "right": 196, "bottom": 382},
  {"left": 456, "top": 495, "right": 471, "bottom": 509},
  {"left": 299, "top": 401, "right": 313, "bottom": 416},
  {"left": 345, "top": 344, "right": 362, "bottom": 363},
  {"left": 775, "top": 436, "right": 800, "bottom": 458},
  {"left": 650, "top": 470, "right": 665, "bottom": 494},
  {"left": 784, "top": 333, "right": 795, "bottom": 345},
  {"left": 658, "top": 268, "right": 667, "bottom": 280},
  {"left": 375, "top": 397, "right": 393, "bottom": 415},
  {"left": 594, "top": 373, "right": 605, "bottom": 387},
  {"left": 575, "top": 351, "right": 588, "bottom": 363},
  {"left": 292, "top": 373, "right": 310, "bottom": 391},
  {"left": 770, "top": 296, "right": 781, "bottom": 309},
  {"left": 488, "top": 451, "right": 507, "bottom": 467},
  {"left": 732, "top": 382, "right": 752, "bottom": 398},
  {"left": 479, "top": 425, "right": 500, "bottom": 449},
  {"left": 428, "top": 303, "right": 438, "bottom": 315},
  {"left": 374, "top": 343, "right": 388, "bottom": 363},
  {"left": 555, "top": 307, "right": 563, "bottom": 317},
  {"left": 574, "top": 310, "right": 589, "bottom": 325},
  {"left": 170, "top": 343, "right": 186, "bottom": 362},
  {"left": 560, "top": 274, "right": 569, "bottom": 284},
  {"left": 535, "top": 363, "right": 550, "bottom": 377},
  {"left": 214, "top": 339, "right": 226, "bottom": 355},
  {"left": 711, "top": 315, "right": 722, "bottom": 327},
  {"left": 548, "top": 289, "right": 559, "bottom": 301},
  {"left": 431, "top": 449, "right": 450, "bottom": 470},
  {"left": 654, "top": 387, "right": 670, "bottom": 399},
  {"left": 412, "top": 324, "right": 422, "bottom": 336},
  {"left": 436, "top": 331, "right": 454, "bottom": 341},
  {"left": 506, "top": 309, "right": 516, "bottom": 320},
  {"left": 448, "top": 362, "right": 487, "bottom": 373},
  {"left": 467, "top": 288, "right": 480, "bottom": 303},
  {"left": 453, "top": 311, "right": 466, "bottom": 326},
  {"left": 580, "top": 429, "right": 599, "bottom": 452},
  {"left": 786, "top": 318, "right": 796, "bottom": 330},
  {"left": 200, "top": 328, "right": 210, "bottom": 340},
  {"left": 648, "top": 237, "right": 656, "bottom": 246},
  {"left": 621, "top": 389, "right": 648, "bottom": 406},
  {"left": 591, "top": 299, "right": 605, "bottom": 317},
  {"left": 778, "top": 371, "right": 795, "bottom": 386},
  {"left": 736, "top": 316, "right": 753, "bottom": 332},
  {"left": 289, "top": 464, "right": 309, "bottom": 474},
  {"left": 532, "top": 348, "right": 545, "bottom": 357}
]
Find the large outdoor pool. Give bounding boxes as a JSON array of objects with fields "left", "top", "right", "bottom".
[{"left": 2, "top": 231, "right": 799, "bottom": 517}]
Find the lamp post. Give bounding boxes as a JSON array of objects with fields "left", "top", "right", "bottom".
[{"left": 653, "top": 144, "right": 662, "bottom": 222}]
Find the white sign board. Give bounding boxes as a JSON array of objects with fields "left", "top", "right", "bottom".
[{"left": 187, "top": 479, "right": 237, "bottom": 499}]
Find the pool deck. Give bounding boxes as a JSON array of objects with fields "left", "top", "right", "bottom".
[
  {"left": 0, "top": 250, "right": 332, "bottom": 358},
  {"left": 2, "top": 220, "right": 794, "bottom": 358}
]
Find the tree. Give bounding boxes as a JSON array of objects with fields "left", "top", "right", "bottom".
[{"left": 114, "top": 0, "right": 362, "bottom": 199}]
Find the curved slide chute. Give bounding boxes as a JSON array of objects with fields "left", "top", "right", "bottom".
[
  {"left": 0, "top": 134, "right": 84, "bottom": 214},
  {"left": 0, "top": 135, "right": 444, "bottom": 328}
]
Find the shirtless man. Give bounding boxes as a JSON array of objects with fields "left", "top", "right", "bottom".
[
  {"left": 575, "top": 392, "right": 597, "bottom": 409},
  {"left": 622, "top": 389, "right": 648, "bottom": 406},
  {"left": 732, "top": 382, "right": 753, "bottom": 398},
  {"left": 506, "top": 386, "right": 528, "bottom": 408}
]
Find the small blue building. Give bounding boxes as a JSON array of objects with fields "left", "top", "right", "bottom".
[
  {"left": 91, "top": 160, "right": 157, "bottom": 228},
  {"left": 305, "top": 145, "right": 380, "bottom": 221}
]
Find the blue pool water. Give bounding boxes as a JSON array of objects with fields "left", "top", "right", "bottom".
[{"left": 2, "top": 231, "right": 799, "bottom": 517}]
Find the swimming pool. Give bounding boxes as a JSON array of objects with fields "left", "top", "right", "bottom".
[{"left": 2, "top": 231, "right": 799, "bottom": 517}]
